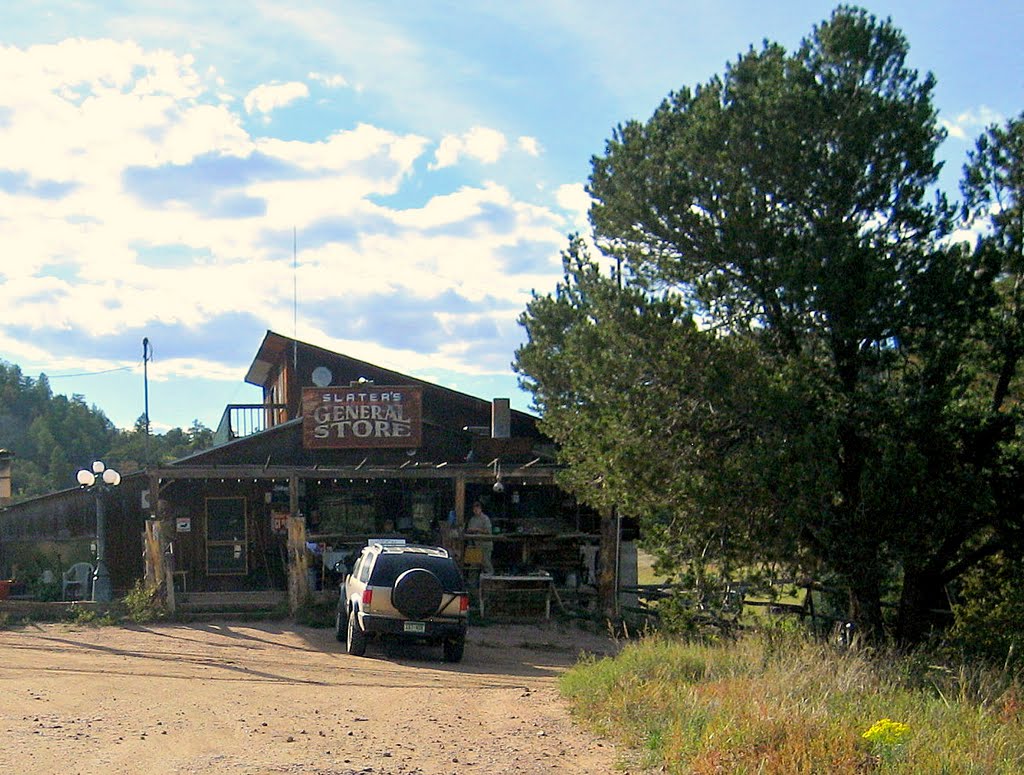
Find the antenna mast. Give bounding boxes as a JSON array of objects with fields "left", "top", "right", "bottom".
[{"left": 293, "top": 227, "right": 298, "bottom": 371}]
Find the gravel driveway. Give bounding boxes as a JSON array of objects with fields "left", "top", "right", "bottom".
[{"left": 0, "top": 620, "right": 621, "bottom": 774}]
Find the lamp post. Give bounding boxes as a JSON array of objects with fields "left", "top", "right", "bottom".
[{"left": 76, "top": 460, "right": 121, "bottom": 603}]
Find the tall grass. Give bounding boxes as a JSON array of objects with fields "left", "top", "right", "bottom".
[{"left": 560, "top": 630, "right": 1024, "bottom": 773}]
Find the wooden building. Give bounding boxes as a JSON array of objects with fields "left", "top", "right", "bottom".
[
  {"left": 146, "top": 331, "right": 600, "bottom": 597},
  {"left": 0, "top": 474, "right": 149, "bottom": 596},
  {"left": 1, "top": 331, "right": 616, "bottom": 605}
]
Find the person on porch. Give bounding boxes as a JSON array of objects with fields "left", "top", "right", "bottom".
[{"left": 466, "top": 500, "right": 494, "bottom": 574}]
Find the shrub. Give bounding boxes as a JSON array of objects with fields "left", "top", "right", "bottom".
[
  {"left": 294, "top": 595, "right": 335, "bottom": 628},
  {"left": 31, "top": 578, "right": 62, "bottom": 602},
  {"left": 949, "top": 552, "right": 1024, "bottom": 668},
  {"left": 122, "top": 579, "right": 166, "bottom": 623}
]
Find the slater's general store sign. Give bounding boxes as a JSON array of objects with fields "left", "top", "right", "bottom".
[{"left": 302, "top": 385, "right": 422, "bottom": 449}]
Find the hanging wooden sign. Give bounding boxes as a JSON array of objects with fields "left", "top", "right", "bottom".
[
  {"left": 271, "top": 510, "right": 289, "bottom": 533},
  {"left": 302, "top": 385, "right": 422, "bottom": 449}
]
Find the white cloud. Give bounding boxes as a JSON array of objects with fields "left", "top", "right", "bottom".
[
  {"left": 941, "top": 106, "right": 1004, "bottom": 141},
  {"left": 555, "top": 182, "right": 591, "bottom": 226},
  {"left": 308, "top": 71, "right": 348, "bottom": 88},
  {"left": 0, "top": 34, "right": 572, "bottom": 429},
  {"left": 243, "top": 80, "right": 309, "bottom": 115},
  {"left": 429, "top": 126, "right": 508, "bottom": 170},
  {"left": 0, "top": 35, "right": 569, "bottom": 372},
  {"left": 517, "top": 135, "right": 541, "bottom": 156}
]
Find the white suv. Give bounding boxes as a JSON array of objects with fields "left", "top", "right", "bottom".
[{"left": 337, "top": 542, "right": 469, "bottom": 662}]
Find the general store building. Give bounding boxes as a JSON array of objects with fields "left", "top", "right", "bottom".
[{"left": 1, "top": 332, "right": 632, "bottom": 613}]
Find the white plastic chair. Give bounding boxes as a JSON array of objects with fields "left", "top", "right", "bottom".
[{"left": 62, "top": 562, "right": 94, "bottom": 601}]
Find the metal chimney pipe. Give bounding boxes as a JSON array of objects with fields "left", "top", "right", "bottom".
[{"left": 491, "top": 398, "right": 511, "bottom": 439}]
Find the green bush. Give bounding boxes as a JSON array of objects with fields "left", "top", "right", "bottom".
[
  {"left": 122, "top": 579, "right": 166, "bottom": 623},
  {"left": 31, "top": 578, "right": 61, "bottom": 602},
  {"left": 294, "top": 595, "right": 335, "bottom": 628},
  {"left": 71, "top": 607, "right": 116, "bottom": 626},
  {"left": 949, "top": 552, "right": 1024, "bottom": 668}
]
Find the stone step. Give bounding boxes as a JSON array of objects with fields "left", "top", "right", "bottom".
[
  {"left": 177, "top": 590, "right": 288, "bottom": 613},
  {"left": 175, "top": 608, "right": 289, "bottom": 623}
]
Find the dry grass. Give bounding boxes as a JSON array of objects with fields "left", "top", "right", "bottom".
[
  {"left": 636, "top": 550, "right": 668, "bottom": 586},
  {"left": 560, "top": 631, "right": 1024, "bottom": 773}
]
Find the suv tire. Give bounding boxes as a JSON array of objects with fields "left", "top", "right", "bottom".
[
  {"left": 346, "top": 609, "right": 367, "bottom": 656},
  {"left": 335, "top": 608, "right": 347, "bottom": 642},
  {"left": 391, "top": 568, "right": 444, "bottom": 619},
  {"left": 442, "top": 634, "right": 465, "bottom": 663}
]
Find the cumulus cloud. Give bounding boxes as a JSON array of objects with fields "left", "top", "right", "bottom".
[
  {"left": 517, "top": 135, "right": 541, "bottom": 156},
  {"left": 941, "top": 106, "right": 1004, "bottom": 140},
  {"left": 0, "top": 36, "right": 568, "bottom": 423},
  {"left": 429, "top": 126, "right": 508, "bottom": 169},
  {"left": 243, "top": 80, "right": 310, "bottom": 115},
  {"left": 308, "top": 71, "right": 349, "bottom": 88},
  {"left": 555, "top": 182, "right": 591, "bottom": 226}
]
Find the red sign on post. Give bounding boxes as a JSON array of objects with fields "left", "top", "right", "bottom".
[{"left": 302, "top": 385, "right": 422, "bottom": 449}]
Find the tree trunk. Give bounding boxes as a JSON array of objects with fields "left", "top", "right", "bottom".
[
  {"left": 895, "top": 565, "right": 950, "bottom": 645},
  {"left": 846, "top": 571, "right": 885, "bottom": 643}
]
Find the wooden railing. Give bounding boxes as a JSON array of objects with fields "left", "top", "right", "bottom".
[{"left": 213, "top": 404, "right": 288, "bottom": 446}]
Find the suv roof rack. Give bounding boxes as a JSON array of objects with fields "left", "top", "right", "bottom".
[{"left": 369, "top": 543, "right": 449, "bottom": 558}]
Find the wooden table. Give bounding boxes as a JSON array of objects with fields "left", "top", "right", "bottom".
[
  {"left": 478, "top": 573, "right": 554, "bottom": 620},
  {"left": 474, "top": 532, "right": 596, "bottom": 568}
]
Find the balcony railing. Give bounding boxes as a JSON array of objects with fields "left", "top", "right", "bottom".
[{"left": 213, "top": 404, "right": 289, "bottom": 446}]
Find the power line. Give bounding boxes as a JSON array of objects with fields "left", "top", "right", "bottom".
[{"left": 45, "top": 366, "right": 133, "bottom": 379}]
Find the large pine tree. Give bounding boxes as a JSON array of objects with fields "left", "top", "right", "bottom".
[{"left": 516, "top": 7, "right": 1023, "bottom": 643}]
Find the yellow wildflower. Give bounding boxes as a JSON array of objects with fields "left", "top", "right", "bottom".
[{"left": 862, "top": 718, "right": 911, "bottom": 748}]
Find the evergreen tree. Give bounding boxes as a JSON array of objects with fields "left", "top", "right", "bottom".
[
  {"left": 516, "top": 7, "right": 1021, "bottom": 643},
  {"left": 0, "top": 360, "right": 216, "bottom": 499}
]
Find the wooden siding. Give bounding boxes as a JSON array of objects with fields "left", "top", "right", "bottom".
[{"left": 0, "top": 475, "right": 149, "bottom": 595}]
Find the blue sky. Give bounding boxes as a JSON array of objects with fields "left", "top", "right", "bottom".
[{"left": 0, "top": 1, "right": 1021, "bottom": 432}]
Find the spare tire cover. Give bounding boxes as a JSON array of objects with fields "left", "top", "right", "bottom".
[{"left": 392, "top": 568, "right": 444, "bottom": 619}]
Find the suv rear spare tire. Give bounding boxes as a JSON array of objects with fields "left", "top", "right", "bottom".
[{"left": 391, "top": 568, "right": 444, "bottom": 619}]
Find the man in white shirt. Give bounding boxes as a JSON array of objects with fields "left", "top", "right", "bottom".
[{"left": 466, "top": 500, "right": 494, "bottom": 574}]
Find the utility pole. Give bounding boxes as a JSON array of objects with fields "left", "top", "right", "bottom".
[{"left": 143, "top": 337, "right": 151, "bottom": 462}]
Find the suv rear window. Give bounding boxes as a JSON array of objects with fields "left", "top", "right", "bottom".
[{"left": 368, "top": 554, "right": 465, "bottom": 590}]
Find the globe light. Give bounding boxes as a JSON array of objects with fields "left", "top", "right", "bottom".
[{"left": 75, "top": 460, "right": 120, "bottom": 603}]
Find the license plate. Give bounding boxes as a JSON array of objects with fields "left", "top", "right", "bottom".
[{"left": 404, "top": 621, "right": 426, "bottom": 634}]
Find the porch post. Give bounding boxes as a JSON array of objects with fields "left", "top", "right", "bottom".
[
  {"left": 143, "top": 520, "right": 162, "bottom": 590},
  {"left": 287, "top": 516, "right": 309, "bottom": 615},
  {"left": 287, "top": 474, "right": 309, "bottom": 614},
  {"left": 446, "top": 473, "right": 466, "bottom": 560},
  {"left": 598, "top": 504, "right": 619, "bottom": 622},
  {"left": 144, "top": 471, "right": 163, "bottom": 591},
  {"left": 454, "top": 474, "right": 466, "bottom": 528}
]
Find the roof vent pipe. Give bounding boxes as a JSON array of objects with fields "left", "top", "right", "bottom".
[{"left": 491, "top": 398, "right": 511, "bottom": 439}]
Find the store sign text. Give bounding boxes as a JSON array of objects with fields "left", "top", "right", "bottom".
[{"left": 302, "top": 386, "right": 422, "bottom": 449}]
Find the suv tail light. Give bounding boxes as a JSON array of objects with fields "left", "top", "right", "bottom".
[
  {"left": 458, "top": 594, "right": 469, "bottom": 613},
  {"left": 362, "top": 588, "right": 373, "bottom": 607}
]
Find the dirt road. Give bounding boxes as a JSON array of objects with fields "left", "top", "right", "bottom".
[{"left": 0, "top": 620, "right": 621, "bottom": 774}]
